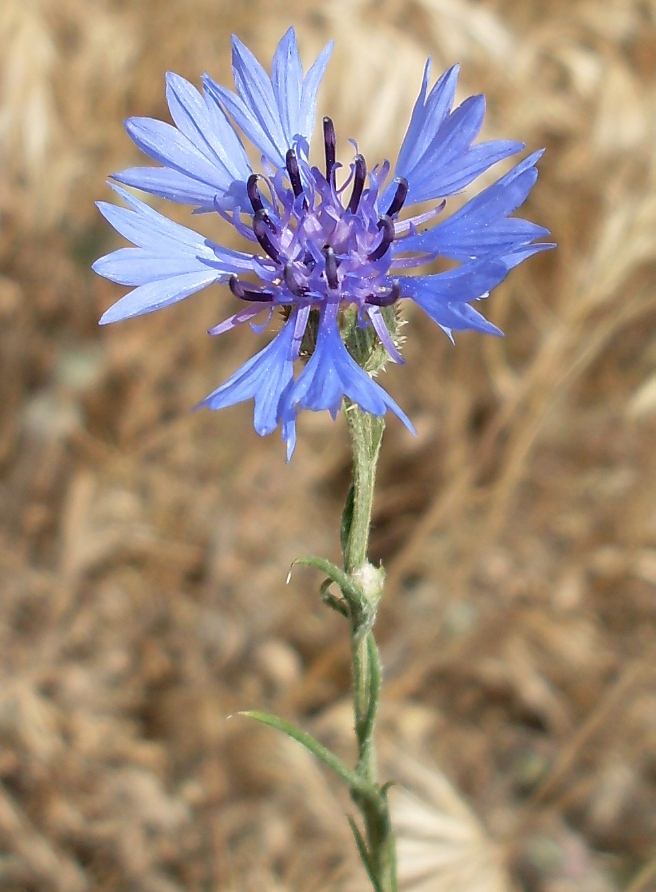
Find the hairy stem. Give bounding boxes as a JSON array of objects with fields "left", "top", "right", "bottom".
[{"left": 342, "top": 403, "right": 397, "bottom": 892}]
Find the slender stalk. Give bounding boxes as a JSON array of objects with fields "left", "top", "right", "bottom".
[
  {"left": 342, "top": 403, "right": 397, "bottom": 892},
  {"left": 343, "top": 403, "right": 384, "bottom": 573}
]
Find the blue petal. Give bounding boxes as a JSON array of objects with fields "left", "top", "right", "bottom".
[
  {"left": 287, "top": 309, "right": 415, "bottom": 432},
  {"left": 204, "top": 36, "right": 288, "bottom": 166},
  {"left": 199, "top": 317, "right": 297, "bottom": 449},
  {"left": 271, "top": 28, "right": 304, "bottom": 149},
  {"left": 299, "top": 39, "right": 333, "bottom": 143},
  {"left": 115, "top": 73, "right": 251, "bottom": 209},
  {"left": 204, "top": 30, "right": 333, "bottom": 167},
  {"left": 166, "top": 73, "right": 250, "bottom": 181},
  {"left": 98, "top": 271, "right": 221, "bottom": 324},
  {"left": 410, "top": 138, "right": 525, "bottom": 201},
  {"left": 398, "top": 150, "right": 549, "bottom": 258},
  {"left": 94, "top": 248, "right": 214, "bottom": 285},
  {"left": 96, "top": 194, "right": 202, "bottom": 252},
  {"left": 428, "top": 94, "right": 487, "bottom": 163},
  {"left": 400, "top": 261, "right": 510, "bottom": 336},
  {"left": 394, "top": 63, "right": 459, "bottom": 179},
  {"left": 93, "top": 185, "right": 254, "bottom": 323},
  {"left": 387, "top": 62, "right": 524, "bottom": 205},
  {"left": 112, "top": 166, "right": 234, "bottom": 209},
  {"left": 399, "top": 259, "right": 510, "bottom": 306},
  {"left": 96, "top": 184, "right": 253, "bottom": 266},
  {"left": 430, "top": 302, "right": 504, "bottom": 337},
  {"left": 124, "top": 118, "right": 231, "bottom": 191},
  {"left": 125, "top": 116, "right": 217, "bottom": 179},
  {"left": 500, "top": 241, "right": 556, "bottom": 269},
  {"left": 282, "top": 412, "right": 297, "bottom": 461}
]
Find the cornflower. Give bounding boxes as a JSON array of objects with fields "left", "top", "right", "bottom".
[{"left": 93, "top": 28, "right": 553, "bottom": 458}]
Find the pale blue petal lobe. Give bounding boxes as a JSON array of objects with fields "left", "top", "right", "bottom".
[
  {"left": 99, "top": 271, "right": 220, "bottom": 324},
  {"left": 271, "top": 28, "right": 303, "bottom": 146},
  {"left": 199, "top": 320, "right": 297, "bottom": 453},
  {"left": 300, "top": 40, "right": 333, "bottom": 141}
]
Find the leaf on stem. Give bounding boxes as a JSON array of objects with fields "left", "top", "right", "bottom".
[
  {"left": 289, "top": 555, "right": 364, "bottom": 611},
  {"left": 238, "top": 710, "right": 377, "bottom": 800},
  {"left": 360, "top": 633, "right": 382, "bottom": 745},
  {"left": 348, "top": 815, "right": 383, "bottom": 892},
  {"left": 321, "top": 578, "right": 349, "bottom": 617},
  {"left": 340, "top": 483, "right": 355, "bottom": 556}
]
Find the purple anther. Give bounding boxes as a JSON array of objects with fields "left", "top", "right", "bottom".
[
  {"left": 366, "top": 281, "right": 401, "bottom": 307},
  {"left": 323, "top": 246, "right": 339, "bottom": 290},
  {"left": 253, "top": 210, "right": 281, "bottom": 263},
  {"left": 284, "top": 262, "right": 309, "bottom": 297},
  {"left": 285, "top": 149, "right": 303, "bottom": 198},
  {"left": 229, "top": 275, "right": 274, "bottom": 302},
  {"left": 367, "top": 215, "right": 395, "bottom": 262},
  {"left": 247, "top": 174, "right": 264, "bottom": 214},
  {"left": 323, "top": 117, "right": 336, "bottom": 185},
  {"left": 385, "top": 177, "right": 409, "bottom": 217},
  {"left": 347, "top": 155, "right": 367, "bottom": 214}
]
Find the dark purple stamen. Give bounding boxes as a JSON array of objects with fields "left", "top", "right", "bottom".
[
  {"left": 366, "top": 281, "right": 401, "bottom": 307},
  {"left": 285, "top": 149, "right": 303, "bottom": 198},
  {"left": 247, "top": 174, "right": 264, "bottom": 214},
  {"left": 385, "top": 177, "right": 409, "bottom": 217},
  {"left": 229, "top": 275, "right": 273, "bottom": 302},
  {"left": 323, "top": 117, "right": 336, "bottom": 185},
  {"left": 367, "top": 215, "right": 395, "bottom": 262},
  {"left": 347, "top": 155, "right": 367, "bottom": 214},
  {"left": 253, "top": 209, "right": 281, "bottom": 263},
  {"left": 284, "top": 263, "right": 309, "bottom": 297},
  {"left": 323, "top": 246, "right": 339, "bottom": 290}
]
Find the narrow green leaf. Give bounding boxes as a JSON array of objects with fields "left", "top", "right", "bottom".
[
  {"left": 340, "top": 484, "right": 355, "bottom": 557},
  {"left": 320, "top": 579, "right": 349, "bottom": 617},
  {"left": 361, "top": 633, "right": 382, "bottom": 745},
  {"left": 290, "top": 555, "right": 364, "bottom": 610},
  {"left": 239, "top": 711, "right": 377, "bottom": 800},
  {"left": 348, "top": 815, "right": 382, "bottom": 892}
]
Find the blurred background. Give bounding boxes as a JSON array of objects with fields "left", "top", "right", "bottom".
[{"left": 1, "top": 0, "right": 655, "bottom": 890}]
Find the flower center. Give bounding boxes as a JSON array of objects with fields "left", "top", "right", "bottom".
[{"left": 228, "top": 117, "right": 409, "bottom": 311}]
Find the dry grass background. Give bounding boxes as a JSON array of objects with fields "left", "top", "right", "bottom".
[{"left": 0, "top": 0, "right": 655, "bottom": 889}]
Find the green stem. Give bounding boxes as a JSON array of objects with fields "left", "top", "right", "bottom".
[
  {"left": 342, "top": 403, "right": 397, "bottom": 892},
  {"left": 343, "top": 403, "right": 384, "bottom": 574}
]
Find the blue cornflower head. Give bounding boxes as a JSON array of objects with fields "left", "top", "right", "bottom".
[{"left": 93, "top": 28, "right": 554, "bottom": 459}]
